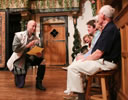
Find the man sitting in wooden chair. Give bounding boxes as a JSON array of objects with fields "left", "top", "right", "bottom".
[{"left": 64, "top": 5, "right": 121, "bottom": 100}]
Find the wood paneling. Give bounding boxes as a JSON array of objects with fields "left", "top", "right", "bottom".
[
  {"left": 114, "top": 3, "right": 128, "bottom": 100},
  {"left": 0, "top": 11, "right": 5, "bottom": 68}
]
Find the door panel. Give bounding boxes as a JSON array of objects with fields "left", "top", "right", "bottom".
[
  {"left": 43, "top": 24, "right": 66, "bottom": 65},
  {"left": 0, "top": 11, "right": 5, "bottom": 67}
]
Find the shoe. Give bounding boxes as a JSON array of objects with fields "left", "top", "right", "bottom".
[
  {"left": 36, "top": 84, "right": 46, "bottom": 91},
  {"left": 63, "top": 93, "right": 78, "bottom": 100},
  {"left": 64, "top": 89, "right": 71, "bottom": 95},
  {"left": 36, "top": 80, "right": 46, "bottom": 91}
]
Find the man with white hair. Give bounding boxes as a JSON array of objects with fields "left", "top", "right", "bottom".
[
  {"left": 64, "top": 5, "right": 121, "bottom": 100},
  {"left": 7, "top": 20, "right": 46, "bottom": 91}
]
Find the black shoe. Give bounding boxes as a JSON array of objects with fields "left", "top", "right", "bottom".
[{"left": 36, "top": 81, "right": 46, "bottom": 91}]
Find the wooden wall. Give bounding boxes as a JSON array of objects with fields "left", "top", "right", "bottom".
[
  {"left": 114, "top": 4, "right": 128, "bottom": 100},
  {"left": 0, "top": 11, "right": 5, "bottom": 68},
  {"left": 95, "top": 0, "right": 128, "bottom": 99}
]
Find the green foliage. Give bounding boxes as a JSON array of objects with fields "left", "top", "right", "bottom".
[
  {"left": 91, "top": 3, "right": 96, "bottom": 16},
  {"left": 15, "top": 0, "right": 18, "bottom": 7},
  {"left": 26, "top": 0, "right": 29, "bottom": 7},
  {"left": 21, "top": 0, "right": 24, "bottom": 4},
  {"left": 47, "top": 0, "right": 50, "bottom": 8},
  {"left": 3, "top": 0, "right": 6, "bottom": 8},
  {"left": 20, "top": 20, "right": 28, "bottom": 31},
  {"left": 71, "top": 21, "right": 82, "bottom": 60},
  {"left": 52, "top": 0, "right": 55, "bottom": 8},
  {"left": 9, "top": 0, "right": 12, "bottom": 7},
  {"left": 40, "top": 1, "right": 44, "bottom": 8},
  {"left": 64, "top": 0, "right": 68, "bottom": 10},
  {"left": 69, "top": 0, "right": 73, "bottom": 8},
  {"left": 0, "top": 0, "right": 1, "bottom": 8},
  {"left": 90, "top": 0, "right": 97, "bottom": 16},
  {"left": 58, "top": 0, "right": 63, "bottom": 6},
  {"left": 36, "top": 1, "right": 38, "bottom": 9}
]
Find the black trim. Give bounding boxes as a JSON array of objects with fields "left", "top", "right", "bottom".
[
  {"left": 30, "top": 7, "right": 79, "bottom": 14},
  {"left": 6, "top": 8, "right": 29, "bottom": 13}
]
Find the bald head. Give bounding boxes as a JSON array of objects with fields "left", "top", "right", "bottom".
[
  {"left": 27, "top": 20, "right": 36, "bottom": 27},
  {"left": 27, "top": 20, "right": 36, "bottom": 36}
]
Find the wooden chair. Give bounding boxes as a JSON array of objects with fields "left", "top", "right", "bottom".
[{"left": 85, "top": 69, "right": 117, "bottom": 100}]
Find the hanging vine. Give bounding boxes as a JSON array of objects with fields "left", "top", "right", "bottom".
[
  {"left": 3, "top": 0, "right": 6, "bottom": 8},
  {"left": 69, "top": 0, "right": 73, "bottom": 9},
  {"left": 0, "top": 0, "right": 1, "bottom": 8},
  {"left": 15, "top": 0, "right": 18, "bottom": 8},
  {"left": 36, "top": 1, "right": 39, "bottom": 9},
  {"left": 77, "top": 0, "right": 80, "bottom": 6},
  {"left": 20, "top": 19, "right": 28, "bottom": 31},
  {"left": 25, "top": 0, "right": 29, "bottom": 8},
  {"left": 9, "top": 0, "right": 12, "bottom": 8},
  {"left": 89, "top": 0, "right": 97, "bottom": 16},
  {"left": 101, "top": 0, "right": 104, "bottom": 6},
  {"left": 47, "top": 0, "right": 50, "bottom": 8},
  {"left": 40, "top": 0, "right": 45, "bottom": 8},
  {"left": 71, "top": 17, "right": 82, "bottom": 60},
  {"left": 64, "top": 0, "right": 68, "bottom": 10},
  {"left": 21, "top": 0, "right": 24, "bottom": 7},
  {"left": 52, "top": 0, "right": 55, "bottom": 8},
  {"left": 52, "top": 0, "right": 55, "bottom": 11},
  {"left": 58, "top": 0, "right": 63, "bottom": 7}
]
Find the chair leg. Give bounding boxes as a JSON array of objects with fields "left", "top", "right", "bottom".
[
  {"left": 85, "top": 76, "right": 93, "bottom": 100},
  {"left": 101, "top": 77, "right": 107, "bottom": 100}
]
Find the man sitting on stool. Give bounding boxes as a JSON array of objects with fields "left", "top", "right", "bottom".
[{"left": 64, "top": 5, "right": 121, "bottom": 100}]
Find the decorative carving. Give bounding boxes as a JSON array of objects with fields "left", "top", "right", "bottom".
[{"left": 0, "top": 0, "right": 29, "bottom": 9}]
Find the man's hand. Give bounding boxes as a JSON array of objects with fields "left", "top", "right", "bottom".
[
  {"left": 76, "top": 54, "right": 85, "bottom": 61},
  {"left": 35, "top": 52, "right": 42, "bottom": 58},
  {"left": 26, "top": 40, "right": 39, "bottom": 48}
]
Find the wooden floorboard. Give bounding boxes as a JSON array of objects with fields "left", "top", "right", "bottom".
[{"left": 0, "top": 66, "right": 67, "bottom": 100}]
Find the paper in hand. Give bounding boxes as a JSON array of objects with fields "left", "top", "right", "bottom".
[{"left": 27, "top": 46, "right": 44, "bottom": 56}]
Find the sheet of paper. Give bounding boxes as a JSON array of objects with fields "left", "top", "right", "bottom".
[{"left": 27, "top": 46, "right": 44, "bottom": 56}]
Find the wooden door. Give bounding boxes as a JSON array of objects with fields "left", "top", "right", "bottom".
[
  {"left": 41, "top": 17, "right": 68, "bottom": 66},
  {"left": 0, "top": 11, "right": 5, "bottom": 68}
]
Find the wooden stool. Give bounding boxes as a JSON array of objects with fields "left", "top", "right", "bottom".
[{"left": 85, "top": 70, "right": 117, "bottom": 100}]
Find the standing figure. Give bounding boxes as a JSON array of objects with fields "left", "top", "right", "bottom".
[{"left": 7, "top": 20, "right": 46, "bottom": 91}]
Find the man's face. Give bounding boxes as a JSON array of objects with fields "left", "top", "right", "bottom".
[
  {"left": 87, "top": 25, "right": 95, "bottom": 35},
  {"left": 27, "top": 21, "right": 36, "bottom": 36},
  {"left": 95, "top": 20, "right": 101, "bottom": 30},
  {"left": 98, "top": 13, "right": 104, "bottom": 25}
]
